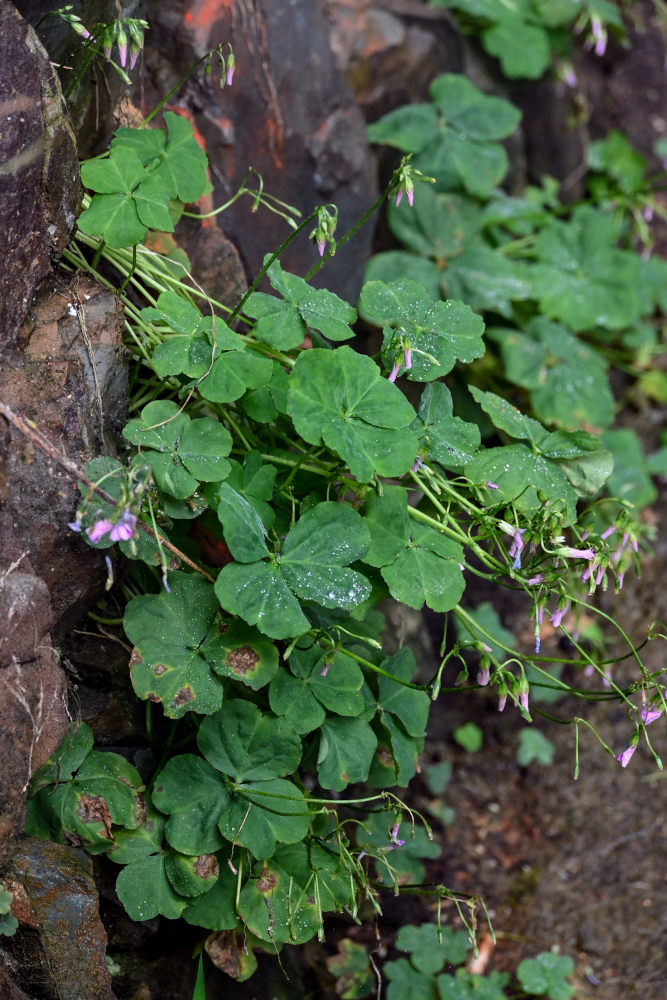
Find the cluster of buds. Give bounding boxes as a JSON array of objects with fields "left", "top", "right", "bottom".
[
  {"left": 387, "top": 331, "right": 413, "bottom": 383},
  {"left": 99, "top": 18, "right": 149, "bottom": 71},
  {"left": 616, "top": 691, "right": 666, "bottom": 766},
  {"left": 206, "top": 44, "right": 235, "bottom": 88},
  {"left": 391, "top": 156, "right": 434, "bottom": 208},
  {"left": 310, "top": 205, "right": 338, "bottom": 257},
  {"left": 56, "top": 5, "right": 92, "bottom": 40}
]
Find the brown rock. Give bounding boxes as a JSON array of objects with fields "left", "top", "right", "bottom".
[
  {"left": 0, "top": 0, "right": 81, "bottom": 345},
  {"left": 7, "top": 839, "right": 116, "bottom": 1000},
  {"left": 0, "top": 274, "right": 128, "bottom": 631},
  {"left": 142, "top": 0, "right": 377, "bottom": 305}
]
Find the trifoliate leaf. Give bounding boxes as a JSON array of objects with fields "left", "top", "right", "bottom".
[
  {"left": 197, "top": 700, "right": 302, "bottom": 783},
  {"left": 317, "top": 716, "right": 377, "bottom": 791}
]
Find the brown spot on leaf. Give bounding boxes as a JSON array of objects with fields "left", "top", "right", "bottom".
[
  {"left": 226, "top": 645, "right": 259, "bottom": 676},
  {"left": 377, "top": 747, "right": 394, "bottom": 767},
  {"left": 153, "top": 663, "right": 167, "bottom": 676},
  {"left": 194, "top": 853, "right": 220, "bottom": 881},
  {"left": 129, "top": 648, "right": 142, "bottom": 668},
  {"left": 341, "top": 772, "right": 349, "bottom": 782},
  {"left": 133, "top": 795, "right": 147, "bottom": 826},
  {"left": 76, "top": 794, "right": 113, "bottom": 839},
  {"left": 147, "top": 693, "right": 161, "bottom": 703},
  {"left": 205, "top": 930, "right": 242, "bottom": 978},
  {"left": 256, "top": 868, "right": 277, "bottom": 894},
  {"left": 173, "top": 686, "right": 194, "bottom": 706}
]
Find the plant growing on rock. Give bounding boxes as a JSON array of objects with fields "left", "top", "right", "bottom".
[{"left": 21, "top": 42, "right": 666, "bottom": 988}]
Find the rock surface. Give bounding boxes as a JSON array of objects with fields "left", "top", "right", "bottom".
[
  {"left": 5, "top": 839, "right": 116, "bottom": 1000},
  {"left": 0, "top": 273, "right": 128, "bottom": 632},
  {"left": 0, "top": 0, "right": 81, "bottom": 345},
  {"left": 142, "top": 0, "right": 378, "bottom": 305}
]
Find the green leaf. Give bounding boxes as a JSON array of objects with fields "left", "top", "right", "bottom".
[
  {"left": 30, "top": 722, "right": 94, "bottom": 794},
  {"left": 178, "top": 417, "right": 233, "bottom": 481},
  {"left": 381, "top": 525, "right": 465, "bottom": 613},
  {"left": 150, "top": 111, "right": 209, "bottom": 203},
  {"left": 453, "top": 723, "right": 483, "bottom": 753},
  {"left": 516, "top": 953, "right": 575, "bottom": 999},
  {"left": 396, "top": 923, "right": 470, "bottom": 974},
  {"left": 377, "top": 648, "right": 430, "bottom": 738},
  {"left": 197, "top": 700, "right": 302, "bottom": 782},
  {"left": 482, "top": 19, "right": 551, "bottom": 79},
  {"left": 385, "top": 958, "right": 437, "bottom": 1000},
  {"left": 469, "top": 386, "right": 547, "bottom": 446},
  {"left": 359, "top": 278, "right": 485, "bottom": 382},
  {"left": 81, "top": 148, "right": 147, "bottom": 194},
  {"left": 443, "top": 246, "right": 532, "bottom": 317},
  {"left": 116, "top": 853, "right": 189, "bottom": 921},
  {"left": 215, "top": 560, "right": 310, "bottom": 639},
  {"left": 364, "top": 251, "right": 441, "bottom": 302},
  {"left": 214, "top": 483, "right": 270, "bottom": 562},
  {"left": 152, "top": 755, "right": 228, "bottom": 854},
  {"left": 386, "top": 187, "right": 482, "bottom": 261},
  {"left": 317, "top": 716, "right": 377, "bottom": 791},
  {"left": 269, "top": 666, "right": 326, "bottom": 735},
  {"left": 77, "top": 192, "right": 147, "bottom": 248},
  {"left": 367, "top": 103, "right": 439, "bottom": 152},
  {"left": 362, "top": 486, "right": 410, "bottom": 568},
  {"left": 244, "top": 293, "right": 306, "bottom": 350},
  {"left": 530, "top": 207, "right": 644, "bottom": 331},
  {"left": 288, "top": 346, "right": 418, "bottom": 481},
  {"left": 438, "top": 968, "right": 510, "bottom": 1000},
  {"left": 108, "top": 794, "right": 165, "bottom": 865},
  {"left": 111, "top": 125, "right": 165, "bottom": 164},
  {"left": 429, "top": 73, "right": 522, "bottom": 141},
  {"left": 198, "top": 350, "right": 273, "bottom": 404},
  {"left": 133, "top": 172, "right": 174, "bottom": 232},
  {"left": 280, "top": 502, "right": 371, "bottom": 608},
  {"left": 588, "top": 130, "right": 647, "bottom": 195},
  {"left": 124, "top": 572, "right": 225, "bottom": 718},
  {"left": 326, "top": 939, "right": 375, "bottom": 1000},
  {"left": 218, "top": 777, "right": 311, "bottom": 858},
  {"left": 465, "top": 444, "right": 578, "bottom": 524},
  {"left": 600, "top": 428, "right": 657, "bottom": 507},
  {"left": 517, "top": 729, "right": 555, "bottom": 766},
  {"left": 182, "top": 860, "right": 239, "bottom": 930},
  {"left": 417, "top": 382, "right": 481, "bottom": 472}
]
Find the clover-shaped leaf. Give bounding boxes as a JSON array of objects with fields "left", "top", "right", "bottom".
[
  {"left": 380, "top": 524, "right": 465, "bottom": 613},
  {"left": 377, "top": 648, "right": 430, "bottom": 739},
  {"left": 317, "top": 715, "right": 377, "bottom": 791},
  {"left": 287, "top": 346, "right": 418, "bottom": 482},
  {"left": 123, "top": 400, "right": 232, "bottom": 497},
  {"left": 26, "top": 741, "right": 144, "bottom": 855},
  {"left": 198, "top": 700, "right": 302, "bottom": 783},
  {"left": 269, "top": 648, "right": 365, "bottom": 734},
  {"left": 217, "top": 777, "right": 311, "bottom": 859},
  {"left": 465, "top": 444, "right": 578, "bottom": 523},
  {"left": 197, "top": 349, "right": 273, "bottom": 404},
  {"left": 124, "top": 572, "right": 225, "bottom": 718},
  {"left": 215, "top": 502, "right": 372, "bottom": 639},
  {"left": 469, "top": 386, "right": 547, "bottom": 447},
  {"left": 116, "top": 853, "right": 189, "bottom": 921},
  {"left": 181, "top": 859, "right": 239, "bottom": 930},
  {"left": 396, "top": 922, "right": 470, "bottom": 974},
  {"left": 362, "top": 485, "right": 411, "bottom": 568},
  {"left": 359, "top": 278, "right": 485, "bottom": 382},
  {"left": 417, "top": 382, "right": 481, "bottom": 472},
  {"left": 137, "top": 111, "right": 209, "bottom": 203},
  {"left": 530, "top": 206, "right": 644, "bottom": 331},
  {"left": 152, "top": 754, "right": 229, "bottom": 854},
  {"left": 516, "top": 953, "right": 575, "bottom": 999}
]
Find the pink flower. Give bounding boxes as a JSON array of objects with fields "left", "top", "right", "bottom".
[
  {"left": 641, "top": 707, "right": 662, "bottom": 726},
  {"left": 509, "top": 528, "right": 525, "bottom": 570},
  {"left": 395, "top": 190, "right": 403, "bottom": 208},
  {"left": 407, "top": 188, "right": 414, "bottom": 207},
  {"left": 389, "top": 822, "right": 405, "bottom": 847},
  {"left": 226, "top": 64, "right": 235, "bottom": 87},
  {"left": 528, "top": 574, "right": 544, "bottom": 586},
  {"left": 551, "top": 601, "right": 570, "bottom": 629},
  {"left": 87, "top": 519, "right": 113, "bottom": 543},
  {"left": 617, "top": 745, "right": 636, "bottom": 767},
  {"left": 477, "top": 666, "right": 490, "bottom": 687},
  {"left": 109, "top": 509, "right": 137, "bottom": 542},
  {"left": 317, "top": 239, "right": 326, "bottom": 257},
  {"left": 387, "top": 360, "right": 401, "bottom": 383},
  {"left": 486, "top": 481, "right": 499, "bottom": 490},
  {"left": 404, "top": 347, "right": 412, "bottom": 370},
  {"left": 519, "top": 689, "right": 529, "bottom": 713}
]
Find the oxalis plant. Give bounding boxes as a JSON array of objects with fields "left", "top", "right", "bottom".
[{"left": 21, "top": 35, "right": 666, "bottom": 991}]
